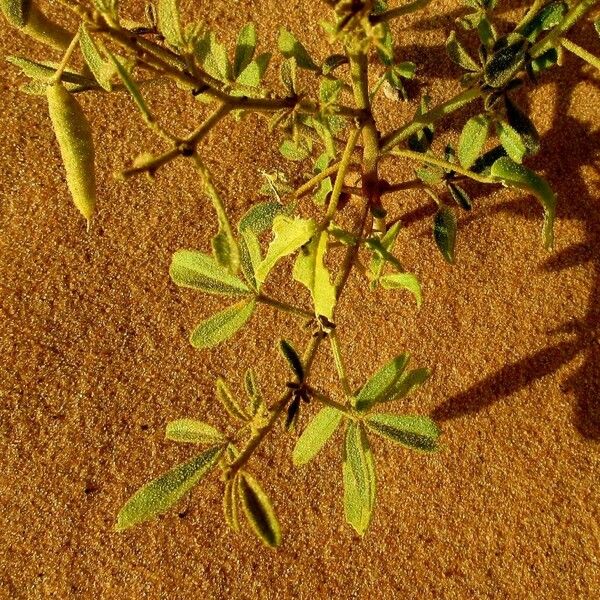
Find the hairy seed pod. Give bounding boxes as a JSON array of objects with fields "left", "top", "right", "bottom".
[
  {"left": 1, "top": 0, "right": 71, "bottom": 49},
  {"left": 47, "top": 82, "right": 96, "bottom": 223}
]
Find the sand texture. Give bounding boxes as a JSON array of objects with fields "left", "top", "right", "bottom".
[{"left": 1, "top": 0, "right": 599, "bottom": 598}]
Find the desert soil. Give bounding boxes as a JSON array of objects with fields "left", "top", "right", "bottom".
[{"left": 1, "top": 1, "right": 599, "bottom": 598}]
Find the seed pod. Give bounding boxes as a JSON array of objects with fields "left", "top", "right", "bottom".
[{"left": 47, "top": 82, "right": 96, "bottom": 223}]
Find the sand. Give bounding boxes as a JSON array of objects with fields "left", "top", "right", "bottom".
[{"left": 1, "top": 0, "right": 599, "bottom": 598}]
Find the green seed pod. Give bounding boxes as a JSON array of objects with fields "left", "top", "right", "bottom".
[
  {"left": 1, "top": 0, "right": 71, "bottom": 49},
  {"left": 47, "top": 82, "right": 96, "bottom": 223}
]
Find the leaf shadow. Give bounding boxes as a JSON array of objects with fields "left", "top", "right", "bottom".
[{"left": 429, "top": 34, "right": 600, "bottom": 439}]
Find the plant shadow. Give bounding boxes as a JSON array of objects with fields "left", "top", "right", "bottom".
[{"left": 430, "top": 29, "right": 600, "bottom": 440}]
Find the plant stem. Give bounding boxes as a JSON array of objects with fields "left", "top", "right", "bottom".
[
  {"left": 381, "top": 87, "right": 482, "bottom": 154},
  {"left": 256, "top": 294, "right": 314, "bottom": 319},
  {"left": 325, "top": 126, "right": 363, "bottom": 222},
  {"left": 293, "top": 162, "right": 360, "bottom": 200},
  {"left": 531, "top": 0, "right": 600, "bottom": 57},
  {"left": 52, "top": 31, "right": 81, "bottom": 84},
  {"left": 309, "top": 388, "right": 353, "bottom": 415},
  {"left": 560, "top": 38, "right": 600, "bottom": 70},
  {"left": 370, "top": 0, "right": 432, "bottom": 24},
  {"left": 329, "top": 331, "right": 352, "bottom": 397},
  {"left": 390, "top": 149, "right": 496, "bottom": 184}
]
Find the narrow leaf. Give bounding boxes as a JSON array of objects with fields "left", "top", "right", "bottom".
[
  {"left": 355, "top": 354, "right": 410, "bottom": 412},
  {"left": 490, "top": 156, "right": 556, "bottom": 249},
  {"left": 255, "top": 216, "right": 316, "bottom": 284},
  {"left": 433, "top": 206, "right": 457, "bottom": 264},
  {"left": 115, "top": 445, "right": 224, "bottom": 531},
  {"left": 368, "top": 221, "right": 402, "bottom": 288},
  {"left": 496, "top": 120, "right": 526, "bottom": 163},
  {"left": 233, "top": 22, "right": 257, "bottom": 77},
  {"left": 170, "top": 250, "right": 249, "bottom": 295},
  {"left": 79, "top": 24, "right": 113, "bottom": 91},
  {"left": 458, "top": 114, "right": 490, "bottom": 169},
  {"left": 223, "top": 475, "right": 241, "bottom": 532},
  {"left": 157, "top": 0, "right": 183, "bottom": 47},
  {"left": 483, "top": 33, "right": 527, "bottom": 88},
  {"left": 190, "top": 298, "right": 256, "bottom": 349},
  {"left": 1, "top": 0, "right": 29, "bottom": 27},
  {"left": 505, "top": 96, "right": 540, "bottom": 155},
  {"left": 292, "top": 406, "right": 343, "bottom": 466},
  {"left": 107, "top": 51, "right": 153, "bottom": 123},
  {"left": 7, "top": 56, "right": 94, "bottom": 87},
  {"left": 379, "top": 273, "right": 422, "bottom": 307},
  {"left": 366, "top": 414, "right": 440, "bottom": 452},
  {"left": 448, "top": 182, "right": 472, "bottom": 211},
  {"left": 279, "top": 339, "right": 304, "bottom": 381},
  {"left": 278, "top": 28, "right": 318, "bottom": 71},
  {"left": 165, "top": 419, "right": 226, "bottom": 444},
  {"left": 446, "top": 31, "right": 480, "bottom": 71},
  {"left": 343, "top": 422, "right": 376, "bottom": 536},
  {"left": 239, "top": 472, "right": 281, "bottom": 548},
  {"left": 216, "top": 377, "right": 250, "bottom": 422}
]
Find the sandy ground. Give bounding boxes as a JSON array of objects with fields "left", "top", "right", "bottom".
[{"left": 1, "top": 1, "right": 599, "bottom": 598}]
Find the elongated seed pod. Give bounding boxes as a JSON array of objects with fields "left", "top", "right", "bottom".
[
  {"left": 1, "top": 0, "right": 72, "bottom": 49},
  {"left": 47, "top": 82, "right": 96, "bottom": 223}
]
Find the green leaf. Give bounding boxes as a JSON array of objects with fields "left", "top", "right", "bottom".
[
  {"left": 365, "top": 236, "right": 404, "bottom": 274},
  {"left": 7, "top": 55, "right": 94, "bottom": 87},
  {"left": 458, "top": 114, "right": 490, "bottom": 169},
  {"left": 496, "top": 120, "right": 526, "bottom": 164},
  {"left": 446, "top": 31, "right": 480, "bottom": 71},
  {"left": 239, "top": 230, "right": 261, "bottom": 289},
  {"left": 490, "top": 156, "right": 556, "bottom": 249},
  {"left": 319, "top": 78, "right": 342, "bottom": 105},
  {"left": 379, "top": 273, "right": 422, "bottom": 307},
  {"left": 233, "top": 22, "right": 257, "bottom": 77},
  {"left": 292, "top": 231, "right": 336, "bottom": 320},
  {"left": 107, "top": 51, "right": 153, "bottom": 123},
  {"left": 165, "top": 419, "right": 226, "bottom": 444},
  {"left": 115, "top": 445, "right": 224, "bottom": 531},
  {"left": 313, "top": 176, "right": 333, "bottom": 206},
  {"left": 157, "top": 0, "right": 183, "bottom": 47},
  {"left": 239, "top": 472, "right": 281, "bottom": 548},
  {"left": 483, "top": 33, "right": 527, "bottom": 88},
  {"left": 239, "top": 201, "right": 287, "bottom": 235},
  {"left": 223, "top": 475, "right": 241, "bottom": 532},
  {"left": 1, "top": 0, "right": 29, "bottom": 27},
  {"left": 517, "top": 1, "right": 567, "bottom": 41},
  {"left": 448, "top": 182, "right": 472, "bottom": 211},
  {"left": 255, "top": 216, "right": 316, "bottom": 285},
  {"left": 433, "top": 206, "right": 457, "bottom": 264},
  {"left": 505, "top": 96, "right": 540, "bottom": 155},
  {"left": 236, "top": 52, "right": 270, "bottom": 88},
  {"left": 279, "top": 139, "right": 310, "bottom": 161},
  {"left": 79, "top": 24, "right": 113, "bottom": 91},
  {"left": 279, "top": 339, "right": 304, "bottom": 381},
  {"left": 343, "top": 422, "right": 376, "bottom": 536},
  {"left": 201, "top": 32, "right": 231, "bottom": 81},
  {"left": 415, "top": 166, "right": 445, "bottom": 186},
  {"left": 278, "top": 28, "right": 318, "bottom": 71},
  {"left": 369, "top": 221, "right": 402, "bottom": 288},
  {"left": 244, "top": 368, "right": 265, "bottom": 416},
  {"left": 354, "top": 354, "right": 410, "bottom": 412},
  {"left": 170, "top": 250, "right": 250, "bottom": 295},
  {"left": 280, "top": 57, "right": 297, "bottom": 95},
  {"left": 189, "top": 298, "right": 256, "bottom": 349},
  {"left": 322, "top": 53, "right": 347, "bottom": 75},
  {"left": 292, "top": 406, "right": 343, "bottom": 466},
  {"left": 366, "top": 414, "right": 440, "bottom": 452},
  {"left": 531, "top": 47, "right": 558, "bottom": 74},
  {"left": 216, "top": 377, "right": 250, "bottom": 421}
]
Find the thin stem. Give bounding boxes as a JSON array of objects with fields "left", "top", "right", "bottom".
[
  {"left": 329, "top": 331, "right": 352, "bottom": 397},
  {"left": 370, "top": 0, "right": 432, "bottom": 24},
  {"left": 325, "top": 126, "right": 363, "bottom": 222},
  {"left": 309, "top": 388, "right": 353, "bottom": 415},
  {"left": 52, "top": 31, "right": 81, "bottom": 84},
  {"left": 560, "top": 38, "right": 600, "bottom": 70},
  {"left": 256, "top": 294, "right": 314, "bottom": 319},
  {"left": 293, "top": 162, "right": 360, "bottom": 200},
  {"left": 390, "top": 148, "right": 496, "bottom": 184},
  {"left": 531, "top": 0, "right": 600, "bottom": 57}
]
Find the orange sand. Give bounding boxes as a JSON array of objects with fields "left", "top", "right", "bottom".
[{"left": 1, "top": 1, "right": 599, "bottom": 598}]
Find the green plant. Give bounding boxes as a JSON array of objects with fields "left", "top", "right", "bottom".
[{"left": 3, "top": 0, "right": 598, "bottom": 547}]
